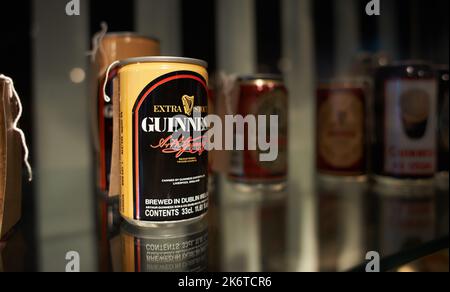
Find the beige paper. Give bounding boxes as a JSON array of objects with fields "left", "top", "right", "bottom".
[
  {"left": 0, "top": 79, "right": 22, "bottom": 239},
  {"left": 1, "top": 80, "right": 7, "bottom": 223}
]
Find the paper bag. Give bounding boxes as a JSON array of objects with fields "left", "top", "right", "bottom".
[{"left": 0, "top": 79, "right": 23, "bottom": 239}]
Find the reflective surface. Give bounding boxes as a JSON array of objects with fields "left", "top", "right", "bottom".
[
  {"left": 1, "top": 174, "right": 449, "bottom": 272},
  {"left": 97, "top": 174, "right": 448, "bottom": 272},
  {"left": 395, "top": 249, "right": 449, "bottom": 272}
]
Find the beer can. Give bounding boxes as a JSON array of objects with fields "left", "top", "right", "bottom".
[
  {"left": 436, "top": 66, "right": 449, "bottom": 175},
  {"left": 228, "top": 74, "right": 288, "bottom": 191},
  {"left": 316, "top": 79, "right": 368, "bottom": 177},
  {"left": 93, "top": 33, "right": 160, "bottom": 197},
  {"left": 118, "top": 57, "right": 209, "bottom": 226},
  {"left": 121, "top": 218, "right": 208, "bottom": 272},
  {"left": 373, "top": 61, "right": 438, "bottom": 180}
]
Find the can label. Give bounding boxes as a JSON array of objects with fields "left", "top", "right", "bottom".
[
  {"left": 229, "top": 86, "right": 288, "bottom": 181},
  {"left": 121, "top": 68, "right": 209, "bottom": 222},
  {"left": 317, "top": 88, "right": 365, "bottom": 174},
  {"left": 384, "top": 79, "right": 437, "bottom": 176}
]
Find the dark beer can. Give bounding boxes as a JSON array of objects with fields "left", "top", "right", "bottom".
[
  {"left": 316, "top": 79, "right": 368, "bottom": 177},
  {"left": 373, "top": 61, "right": 438, "bottom": 180},
  {"left": 118, "top": 57, "right": 209, "bottom": 226},
  {"left": 228, "top": 74, "right": 288, "bottom": 191}
]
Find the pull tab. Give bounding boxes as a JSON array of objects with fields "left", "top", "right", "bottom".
[
  {"left": 103, "top": 61, "right": 120, "bottom": 103},
  {"left": 0, "top": 74, "right": 33, "bottom": 182}
]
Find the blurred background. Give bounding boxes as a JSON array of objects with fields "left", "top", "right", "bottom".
[{"left": 0, "top": 0, "right": 448, "bottom": 272}]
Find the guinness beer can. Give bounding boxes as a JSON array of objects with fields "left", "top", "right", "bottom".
[
  {"left": 316, "top": 79, "right": 368, "bottom": 178},
  {"left": 373, "top": 62, "right": 438, "bottom": 180},
  {"left": 228, "top": 74, "right": 288, "bottom": 191},
  {"left": 93, "top": 33, "right": 160, "bottom": 198},
  {"left": 118, "top": 57, "right": 209, "bottom": 226}
]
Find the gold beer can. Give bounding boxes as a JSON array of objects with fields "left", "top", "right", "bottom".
[{"left": 117, "top": 57, "right": 209, "bottom": 226}]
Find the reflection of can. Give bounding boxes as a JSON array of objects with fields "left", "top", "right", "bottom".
[
  {"left": 229, "top": 75, "right": 288, "bottom": 190},
  {"left": 316, "top": 80, "right": 367, "bottom": 177},
  {"left": 376, "top": 183, "right": 436, "bottom": 255},
  {"left": 118, "top": 57, "right": 209, "bottom": 226},
  {"left": 97, "top": 196, "right": 122, "bottom": 272},
  {"left": 121, "top": 219, "right": 208, "bottom": 272},
  {"left": 317, "top": 178, "right": 368, "bottom": 271},
  {"left": 437, "top": 66, "right": 449, "bottom": 174},
  {"left": 373, "top": 62, "right": 437, "bottom": 179},
  {"left": 93, "top": 33, "right": 160, "bottom": 197}
]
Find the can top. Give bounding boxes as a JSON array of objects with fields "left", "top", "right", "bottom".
[
  {"left": 389, "top": 60, "right": 433, "bottom": 68},
  {"left": 104, "top": 32, "right": 160, "bottom": 43},
  {"left": 238, "top": 74, "right": 284, "bottom": 82},
  {"left": 119, "top": 56, "right": 208, "bottom": 68},
  {"left": 376, "top": 60, "right": 436, "bottom": 79},
  {"left": 377, "top": 60, "right": 433, "bottom": 73}
]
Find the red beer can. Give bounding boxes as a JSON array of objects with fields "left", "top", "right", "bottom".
[{"left": 229, "top": 74, "right": 288, "bottom": 191}]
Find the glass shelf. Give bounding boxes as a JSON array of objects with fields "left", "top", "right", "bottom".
[{"left": 1, "top": 174, "right": 448, "bottom": 272}]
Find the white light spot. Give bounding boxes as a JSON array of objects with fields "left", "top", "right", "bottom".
[
  {"left": 70, "top": 68, "right": 86, "bottom": 84},
  {"left": 255, "top": 80, "right": 265, "bottom": 88},
  {"left": 378, "top": 57, "right": 389, "bottom": 67}
]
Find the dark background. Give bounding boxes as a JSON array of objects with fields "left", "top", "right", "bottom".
[{"left": 0, "top": 0, "right": 449, "bottom": 271}]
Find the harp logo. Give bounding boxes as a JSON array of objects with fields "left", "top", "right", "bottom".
[{"left": 182, "top": 95, "right": 195, "bottom": 116}]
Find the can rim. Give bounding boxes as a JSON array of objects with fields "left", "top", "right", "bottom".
[
  {"left": 121, "top": 216, "right": 208, "bottom": 239},
  {"left": 119, "top": 56, "right": 208, "bottom": 68},
  {"left": 103, "top": 32, "right": 160, "bottom": 43}
]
